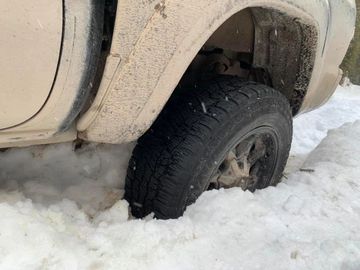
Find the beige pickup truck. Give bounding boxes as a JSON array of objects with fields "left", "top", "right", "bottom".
[{"left": 0, "top": 0, "right": 356, "bottom": 219}]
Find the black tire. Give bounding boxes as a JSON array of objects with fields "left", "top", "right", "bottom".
[{"left": 125, "top": 76, "right": 293, "bottom": 219}]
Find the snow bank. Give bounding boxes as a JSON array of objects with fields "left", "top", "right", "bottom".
[
  {"left": 0, "top": 85, "right": 359, "bottom": 269},
  {"left": 292, "top": 84, "right": 360, "bottom": 154}
]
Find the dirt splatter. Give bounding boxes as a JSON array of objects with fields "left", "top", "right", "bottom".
[{"left": 154, "top": 0, "right": 167, "bottom": 19}]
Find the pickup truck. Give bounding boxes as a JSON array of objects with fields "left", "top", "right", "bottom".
[{"left": 0, "top": 0, "right": 355, "bottom": 219}]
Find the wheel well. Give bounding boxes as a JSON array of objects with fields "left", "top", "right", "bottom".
[{"left": 179, "top": 7, "right": 317, "bottom": 115}]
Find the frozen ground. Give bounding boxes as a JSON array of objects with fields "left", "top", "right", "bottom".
[{"left": 0, "top": 85, "right": 359, "bottom": 270}]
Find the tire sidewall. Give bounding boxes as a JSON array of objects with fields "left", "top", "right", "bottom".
[{"left": 179, "top": 97, "right": 292, "bottom": 212}]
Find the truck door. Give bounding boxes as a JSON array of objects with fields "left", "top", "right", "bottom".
[{"left": 0, "top": 0, "right": 63, "bottom": 129}]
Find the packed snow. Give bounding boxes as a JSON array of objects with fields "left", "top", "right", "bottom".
[{"left": 0, "top": 85, "right": 359, "bottom": 270}]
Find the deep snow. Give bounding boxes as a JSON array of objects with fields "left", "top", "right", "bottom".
[{"left": 0, "top": 85, "right": 359, "bottom": 269}]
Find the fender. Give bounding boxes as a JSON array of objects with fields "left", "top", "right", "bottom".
[{"left": 78, "top": 0, "right": 355, "bottom": 144}]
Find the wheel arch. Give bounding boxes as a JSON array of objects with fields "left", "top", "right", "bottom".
[{"left": 78, "top": 0, "right": 325, "bottom": 144}]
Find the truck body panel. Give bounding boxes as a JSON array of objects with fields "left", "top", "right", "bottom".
[
  {"left": 78, "top": 0, "right": 356, "bottom": 144},
  {"left": 0, "top": 0, "right": 356, "bottom": 147}
]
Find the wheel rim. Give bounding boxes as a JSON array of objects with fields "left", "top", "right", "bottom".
[{"left": 208, "top": 127, "right": 279, "bottom": 192}]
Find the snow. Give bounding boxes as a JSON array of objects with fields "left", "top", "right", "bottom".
[
  {"left": 201, "top": 102, "right": 207, "bottom": 113},
  {"left": 0, "top": 85, "right": 359, "bottom": 269}
]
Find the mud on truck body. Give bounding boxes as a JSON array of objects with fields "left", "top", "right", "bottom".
[{"left": 0, "top": 0, "right": 356, "bottom": 219}]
